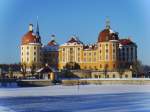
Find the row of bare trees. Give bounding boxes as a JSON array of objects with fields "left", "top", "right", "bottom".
[{"left": 20, "top": 62, "right": 36, "bottom": 78}]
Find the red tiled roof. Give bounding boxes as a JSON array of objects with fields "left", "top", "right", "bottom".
[
  {"left": 119, "top": 39, "right": 134, "bottom": 45},
  {"left": 47, "top": 40, "right": 57, "bottom": 46}
]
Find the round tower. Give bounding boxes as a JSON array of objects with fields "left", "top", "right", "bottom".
[
  {"left": 21, "top": 24, "right": 42, "bottom": 72},
  {"left": 97, "top": 19, "right": 119, "bottom": 71}
]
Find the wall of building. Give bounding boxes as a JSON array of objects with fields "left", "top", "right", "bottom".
[{"left": 21, "top": 43, "right": 42, "bottom": 70}]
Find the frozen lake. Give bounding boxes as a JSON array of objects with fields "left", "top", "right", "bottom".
[{"left": 1, "top": 84, "right": 150, "bottom": 112}]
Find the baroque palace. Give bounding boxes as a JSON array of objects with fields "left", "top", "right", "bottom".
[{"left": 20, "top": 20, "right": 137, "bottom": 78}]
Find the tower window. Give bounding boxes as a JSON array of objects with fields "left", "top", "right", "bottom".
[
  {"left": 106, "top": 49, "right": 108, "bottom": 53},
  {"left": 34, "top": 52, "right": 36, "bottom": 55},
  {"left": 100, "top": 64, "right": 102, "bottom": 68},
  {"left": 113, "top": 64, "right": 115, "bottom": 68},
  {"left": 113, "top": 74, "right": 115, "bottom": 78},
  {"left": 34, "top": 57, "right": 36, "bottom": 62},
  {"left": 34, "top": 46, "right": 36, "bottom": 50}
]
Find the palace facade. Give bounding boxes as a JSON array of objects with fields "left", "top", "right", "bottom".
[
  {"left": 20, "top": 20, "right": 137, "bottom": 78},
  {"left": 59, "top": 21, "right": 137, "bottom": 72}
]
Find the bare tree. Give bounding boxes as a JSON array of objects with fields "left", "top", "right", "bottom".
[
  {"left": 30, "top": 62, "right": 36, "bottom": 77},
  {"left": 20, "top": 62, "right": 27, "bottom": 78},
  {"left": 103, "top": 64, "right": 108, "bottom": 78},
  {"left": 9, "top": 66, "right": 13, "bottom": 78},
  {"left": 117, "top": 65, "right": 125, "bottom": 78},
  {"left": 132, "top": 60, "right": 143, "bottom": 77}
]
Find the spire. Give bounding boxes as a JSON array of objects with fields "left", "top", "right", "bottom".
[
  {"left": 105, "top": 17, "right": 110, "bottom": 29},
  {"left": 36, "top": 16, "right": 41, "bottom": 43},
  {"left": 36, "top": 16, "right": 40, "bottom": 36}
]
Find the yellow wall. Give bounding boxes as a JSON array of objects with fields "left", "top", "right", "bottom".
[
  {"left": 21, "top": 44, "right": 42, "bottom": 68},
  {"left": 58, "top": 41, "right": 119, "bottom": 71}
]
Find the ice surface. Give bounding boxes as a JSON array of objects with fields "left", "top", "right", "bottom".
[
  {"left": 1, "top": 85, "right": 150, "bottom": 112},
  {"left": 1, "top": 84, "right": 150, "bottom": 98}
]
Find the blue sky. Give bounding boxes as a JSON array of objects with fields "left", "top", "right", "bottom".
[{"left": 0, "top": 0, "right": 150, "bottom": 65}]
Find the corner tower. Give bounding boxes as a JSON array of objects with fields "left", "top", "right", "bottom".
[
  {"left": 97, "top": 19, "right": 119, "bottom": 71},
  {"left": 21, "top": 24, "right": 42, "bottom": 72}
]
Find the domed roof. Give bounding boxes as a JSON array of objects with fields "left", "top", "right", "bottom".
[
  {"left": 47, "top": 40, "right": 58, "bottom": 46},
  {"left": 22, "top": 31, "right": 38, "bottom": 45},
  {"left": 21, "top": 24, "right": 40, "bottom": 45},
  {"left": 97, "top": 28, "right": 119, "bottom": 42}
]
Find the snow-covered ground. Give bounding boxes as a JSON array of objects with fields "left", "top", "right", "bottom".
[{"left": 1, "top": 84, "right": 150, "bottom": 112}]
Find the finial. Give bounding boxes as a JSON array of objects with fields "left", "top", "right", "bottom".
[
  {"left": 106, "top": 17, "right": 110, "bottom": 29},
  {"left": 29, "top": 24, "right": 33, "bottom": 31},
  {"left": 51, "top": 34, "right": 55, "bottom": 40}
]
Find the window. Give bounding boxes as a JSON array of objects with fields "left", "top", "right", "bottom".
[
  {"left": 34, "top": 57, "right": 36, "bottom": 62},
  {"left": 27, "top": 52, "right": 29, "bottom": 55},
  {"left": 70, "top": 48, "right": 73, "bottom": 53},
  {"left": 106, "top": 49, "right": 108, "bottom": 53},
  {"left": 34, "top": 52, "right": 36, "bottom": 55},
  {"left": 125, "top": 74, "right": 128, "bottom": 78},
  {"left": 95, "top": 75, "right": 98, "bottom": 78},
  {"left": 107, "top": 75, "right": 109, "bottom": 78},
  {"left": 78, "top": 48, "right": 80, "bottom": 51},
  {"left": 84, "top": 53, "right": 86, "bottom": 56},
  {"left": 89, "top": 53, "right": 91, "bottom": 56},
  {"left": 99, "top": 75, "right": 101, "bottom": 78},
  {"left": 22, "top": 52, "right": 23, "bottom": 56},
  {"left": 113, "top": 74, "right": 115, "bottom": 78},
  {"left": 100, "top": 64, "right": 102, "bottom": 68},
  {"left": 94, "top": 52, "right": 96, "bottom": 55},
  {"left": 113, "top": 49, "right": 115, "bottom": 53},
  {"left": 34, "top": 46, "right": 36, "bottom": 50},
  {"left": 22, "top": 47, "right": 23, "bottom": 50},
  {"left": 63, "top": 48, "right": 65, "bottom": 51},
  {"left": 27, "top": 46, "right": 29, "bottom": 49},
  {"left": 113, "top": 64, "right": 115, "bottom": 68}
]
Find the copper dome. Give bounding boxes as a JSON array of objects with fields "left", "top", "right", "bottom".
[
  {"left": 21, "top": 24, "right": 40, "bottom": 45},
  {"left": 97, "top": 29, "right": 119, "bottom": 42},
  {"left": 21, "top": 31, "right": 38, "bottom": 45}
]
